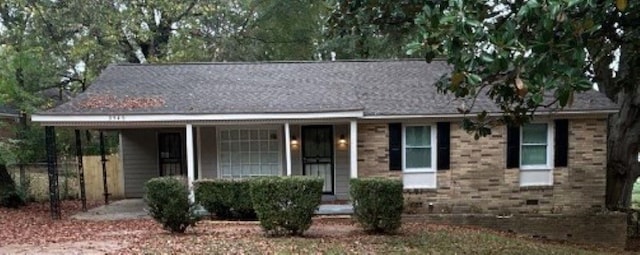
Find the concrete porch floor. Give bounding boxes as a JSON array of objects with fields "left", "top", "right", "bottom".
[{"left": 72, "top": 199, "right": 353, "bottom": 221}]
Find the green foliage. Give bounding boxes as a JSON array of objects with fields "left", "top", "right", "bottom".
[
  {"left": 194, "top": 179, "right": 256, "bottom": 220},
  {"left": 1, "top": 0, "right": 327, "bottom": 113},
  {"left": 0, "top": 164, "right": 25, "bottom": 208},
  {"left": 212, "top": 0, "right": 326, "bottom": 61},
  {"left": 0, "top": 188, "right": 25, "bottom": 208},
  {"left": 404, "top": 0, "right": 640, "bottom": 209},
  {"left": 144, "top": 176, "right": 199, "bottom": 233},
  {"left": 324, "top": 0, "right": 424, "bottom": 59},
  {"left": 350, "top": 178, "right": 404, "bottom": 234},
  {"left": 249, "top": 176, "right": 323, "bottom": 236},
  {"left": 632, "top": 180, "right": 640, "bottom": 209},
  {"left": 0, "top": 123, "right": 118, "bottom": 164},
  {"left": 407, "top": 1, "right": 639, "bottom": 135},
  {"left": 11, "top": 171, "right": 34, "bottom": 203}
]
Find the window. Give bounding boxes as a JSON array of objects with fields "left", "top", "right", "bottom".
[
  {"left": 218, "top": 127, "right": 281, "bottom": 179},
  {"left": 520, "top": 123, "right": 554, "bottom": 186},
  {"left": 403, "top": 124, "right": 437, "bottom": 189},
  {"left": 521, "top": 124, "right": 549, "bottom": 167}
]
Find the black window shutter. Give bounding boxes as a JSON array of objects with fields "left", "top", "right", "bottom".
[
  {"left": 506, "top": 125, "right": 520, "bottom": 169},
  {"left": 389, "top": 123, "right": 402, "bottom": 171},
  {"left": 437, "top": 122, "right": 450, "bottom": 170},
  {"left": 554, "top": 119, "right": 569, "bottom": 167}
]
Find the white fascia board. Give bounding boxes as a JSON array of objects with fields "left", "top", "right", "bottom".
[
  {"left": 31, "top": 110, "right": 364, "bottom": 123},
  {"left": 362, "top": 109, "right": 617, "bottom": 119}
]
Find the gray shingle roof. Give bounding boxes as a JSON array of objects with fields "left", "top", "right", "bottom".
[{"left": 43, "top": 60, "right": 616, "bottom": 116}]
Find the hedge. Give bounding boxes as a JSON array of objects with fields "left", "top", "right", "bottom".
[
  {"left": 250, "top": 176, "right": 323, "bottom": 236},
  {"left": 144, "top": 176, "right": 199, "bottom": 233},
  {"left": 194, "top": 179, "right": 256, "bottom": 220},
  {"left": 350, "top": 178, "right": 404, "bottom": 234}
]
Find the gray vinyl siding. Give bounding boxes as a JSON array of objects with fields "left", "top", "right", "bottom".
[
  {"left": 120, "top": 124, "right": 351, "bottom": 199},
  {"left": 121, "top": 129, "right": 159, "bottom": 198},
  {"left": 334, "top": 124, "right": 350, "bottom": 200},
  {"left": 199, "top": 127, "right": 217, "bottom": 178}
]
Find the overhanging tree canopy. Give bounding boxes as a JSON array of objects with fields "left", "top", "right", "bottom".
[{"left": 407, "top": 0, "right": 639, "bottom": 209}]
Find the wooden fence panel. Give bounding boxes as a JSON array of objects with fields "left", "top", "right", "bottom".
[{"left": 83, "top": 154, "right": 123, "bottom": 201}]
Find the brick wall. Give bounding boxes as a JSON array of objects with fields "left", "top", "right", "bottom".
[
  {"left": 357, "top": 123, "right": 400, "bottom": 179},
  {"left": 357, "top": 118, "right": 607, "bottom": 214}
]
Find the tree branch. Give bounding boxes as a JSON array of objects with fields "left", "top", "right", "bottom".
[{"left": 170, "top": 0, "right": 197, "bottom": 24}]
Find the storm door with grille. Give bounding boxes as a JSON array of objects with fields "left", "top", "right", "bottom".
[
  {"left": 158, "top": 133, "right": 183, "bottom": 176},
  {"left": 302, "top": 126, "right": 334, "bottom": 194}
]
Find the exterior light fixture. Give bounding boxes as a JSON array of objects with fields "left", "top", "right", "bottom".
[
  {"left": 338, "top": 134, "right": 347, "bottom": 146},
  {"left": 291, "top": 135, "right": 298, "bottom": 146}
]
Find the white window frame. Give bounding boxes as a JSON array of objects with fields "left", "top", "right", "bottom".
[
  {"left": 519, "top": 122, "right": 554, "bottom": 186},
  {"left": 216, "top": 125, "right": 283, "bottom": 179},
  {"left": 402, "top": 123, "right": 437, "bottom": 189}
]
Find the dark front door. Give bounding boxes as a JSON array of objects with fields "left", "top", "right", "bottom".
[
  {"left": 158, "top": 133, "right": 183, "bottom": 176},
  {"left": 302, "top": 125, "right": 334, "bottom": 194}
]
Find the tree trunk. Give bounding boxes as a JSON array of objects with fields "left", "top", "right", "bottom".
[{"left": 605, "top": 88, "right": 640, "bottom": 210}]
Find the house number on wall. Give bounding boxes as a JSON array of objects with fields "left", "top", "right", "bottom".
[{"left": 108, "top": 115, "right": 126, "bottom": 121}]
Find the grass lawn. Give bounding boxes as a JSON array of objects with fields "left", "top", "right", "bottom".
[{"left": 0, "top": 201, "right": 630, "bottom": 254}]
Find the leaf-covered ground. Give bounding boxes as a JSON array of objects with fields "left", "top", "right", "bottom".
[{"left": 0, "top": 201, "right": 632, "bottom": 254}]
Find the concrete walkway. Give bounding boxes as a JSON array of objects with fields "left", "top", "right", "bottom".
[
  {"left": 72, "top": 199, "right": 353, "bottom": 221},
  {"left": 72, "top": 199, "right": 150, "bottom": 221},
  {"left": 317, "top": 204, "right": 354, "bottom": 215}
]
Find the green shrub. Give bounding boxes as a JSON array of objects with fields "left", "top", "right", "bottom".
[
  {"left": 250, "top": 176, "right": 323, "bottom": 236},
  {"left": 0, "top": 188, "right": 25, "bottom": 208},
  {"left": 350, "top": 178, "right": 404, "bottom": 234},
  {"left": 0, "top": 164, "right": 25, "bottom": 208},
  {"left": 14, "top": 173, "right": 34, "bottom": 203},
  {"left": 194, "top": 179, "right": 256, "bottom": 220},
  {"left": 144, "top": 176, "right": 199, "bottom": 233}
]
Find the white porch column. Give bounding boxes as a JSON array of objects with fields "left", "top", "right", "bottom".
[
  {"left": 350, "top": 120, "right": 358, "bottom": 178},
  {"left": 284, "top": 122, "right": 292, "bottom": 176},
  {"left": 186, "top": 124, "right": 195, "bottom": 202}
]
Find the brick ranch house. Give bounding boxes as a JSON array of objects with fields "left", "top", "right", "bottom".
[{"left": 31, "top": 60, "right": 617, "bottom": 214}]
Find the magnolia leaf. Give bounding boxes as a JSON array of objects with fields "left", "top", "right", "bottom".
[
  {"left": 515, "top": 76, "right": 528, "bottom": 98},
  {"left": 514, "top": 77, "right": 529, "bottom": 98},
  {"left": 616, "top": 0, "right": 627, "bottom": 11},
  {"left": 466, "top": 73, "right": 482, "bottom": 85},
  {"left": 515, "top": 76, "right": 524, "bottom": 90},
  {"left": 451, "top": 72, "right": 465, "bottom": 88},
  {"left": 405, "top": 42, "right": 423, "bottom": 56}
]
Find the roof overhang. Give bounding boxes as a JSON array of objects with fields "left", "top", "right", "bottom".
[
  {"left": 31, "top": 110, "right": 365, "bottom": 127},
  {"left": 0, "top": 113, "right": 19, "bottom": 119},
  {"left": 361, "top": 109, "right": 618, "bottom": 120},
  {"left": 32, "top": 109, "right": 617, "bottom": 128}
]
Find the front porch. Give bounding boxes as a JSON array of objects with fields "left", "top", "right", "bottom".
[{"left": 118, "top": 121, "right": 358, "bottom": 201}]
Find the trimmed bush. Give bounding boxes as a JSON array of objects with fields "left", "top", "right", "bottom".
[
  {"left": 250, "top": 176, "right": 323, "bottom": 236},
  {"left": 350, "top": 178, "right": 404, "bottom": 234},
  {"left": 0, "top": 164, "right": 25, "bottom": 208},
  {"left": 144, "top": 176, "right": 199, "bottom": 233},
  {"left": 194, "top": 179, "right": 256, "bottom": 220},
  {"left": 0, "top": 189, "right": 25, "bottom": 208}
]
